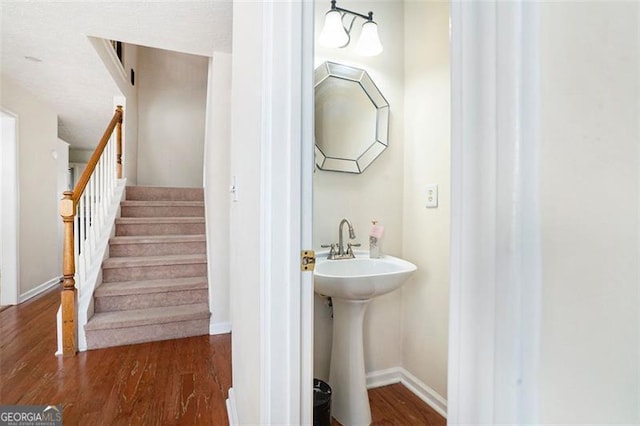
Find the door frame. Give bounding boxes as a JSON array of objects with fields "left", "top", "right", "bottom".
[
  {"left": 250, "top": 0, "right": 543, "bottom": 423},
  {"left": 1, "top": 110, "right": 20, "bottom": 306},
  {"left": 259, "top": 0, "right": 315, "bottom": 422},
  {"left": 447, "top": 1, "right": 541, "bottom": 423}
]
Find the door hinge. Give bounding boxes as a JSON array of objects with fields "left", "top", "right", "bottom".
[{"left": 301, "top": 250, "right": 316, "bottom": 272}]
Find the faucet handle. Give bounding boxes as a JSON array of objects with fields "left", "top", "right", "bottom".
[
  {"left": 346, "top": 242, "right": 361, "bottom": 257},
  {"left": 321, "top": 243, "right": 337, "bottom": 259}
]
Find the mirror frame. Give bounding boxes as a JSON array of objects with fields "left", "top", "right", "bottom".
[{"left": 314, "top": 61, "right": 390, "bottom": 174}]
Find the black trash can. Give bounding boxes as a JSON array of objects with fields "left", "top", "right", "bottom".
[{"left": 313, "top": 378, "right": 332, "bottom": 426}]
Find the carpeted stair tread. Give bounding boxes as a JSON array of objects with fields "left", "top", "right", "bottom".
[
  {"left": 102, "top": 254, "right": 206, "bottom": 269},
  {"left": 120, "top": 200, "right": 204, "bottom": 207},
  {"left": 109, "top": 234, "right": 206, "bottom": 245},
  {"left": 116, "top": 217, "right": 205, "bottom": 224},
  {"left": 125, "top": 186, "right": 204, "bottom": 201},
  {"left": 95, "top": 277, "right": 208, "bottom": 297},
  {"left": 86, "top": 303, "right": 210, "bottom": 331}
]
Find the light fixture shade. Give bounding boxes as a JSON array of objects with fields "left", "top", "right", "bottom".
[
  {"left": 356, "top": 21, "right": 383, "bottom": 56},
  {"left": 319, "top": 10, "right": 349, "bottom": 48}
]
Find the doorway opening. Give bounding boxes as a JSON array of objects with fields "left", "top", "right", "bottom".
[
  {"left": 311, "top": 1, "right": 451, "bottom": 424},
  {"left": 1, "top": 110, "right": 19, "bottom": 306}
]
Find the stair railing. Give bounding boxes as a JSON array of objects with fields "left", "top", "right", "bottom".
[{"left": 59, "top": 106, "right": 123, "bottom": 356}]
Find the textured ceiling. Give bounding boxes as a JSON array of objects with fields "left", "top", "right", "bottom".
[{"left": 1, "top": 1, "right": 232, "bottom": 149}]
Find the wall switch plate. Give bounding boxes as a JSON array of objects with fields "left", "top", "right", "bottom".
[
  {"left": 230, "top": 175, "right": 239, "bottom": 202},
  {"left": 426, "top": 184, "right": 438, "bottom": 208}
]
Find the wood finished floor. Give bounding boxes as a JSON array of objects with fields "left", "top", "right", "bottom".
[
  {"left": 0, "top": 287, "right": 231, "bottom": 425},
  {"left": 1, "top": 287, "right": 445, "bottom": 425}
]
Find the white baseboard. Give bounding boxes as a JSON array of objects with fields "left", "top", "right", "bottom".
[
  {"left": 366, "top": 367, "right": 448, "bottom": 419},
  {"left": 210, "top": 319, "right": 231, "bottom": 335},
  {"left": 366, "top": 366, "right": 404, "bottom": 388},
  {"left": 19, "top": 276, "right": 60, "bottom": 303},
  {"left": 226, "top": 388, "right": 238, "bottom": 425}
]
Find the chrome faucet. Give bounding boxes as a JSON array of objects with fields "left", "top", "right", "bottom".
[{"left": 321, "top": 218, "right": 360, "bottom": 259}]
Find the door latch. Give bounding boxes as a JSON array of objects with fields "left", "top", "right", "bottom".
[{"left": 301, "top": 250, "right": 316, "bottom": 272}]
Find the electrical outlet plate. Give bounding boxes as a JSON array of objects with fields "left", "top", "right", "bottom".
[{"left": 426, "top": 184, "right": 438, "bottom": 208}]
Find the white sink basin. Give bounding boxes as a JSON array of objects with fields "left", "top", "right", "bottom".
[
  {"left": 314, "top": 250, "right": 417, "bottom": 426},
  {"left": 314, "top": 251, "right": 417, "bottom": 300}
]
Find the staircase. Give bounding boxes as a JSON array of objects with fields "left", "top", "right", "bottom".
[{"left": 85, "top": 186, "right": 210, "bottom": 350}]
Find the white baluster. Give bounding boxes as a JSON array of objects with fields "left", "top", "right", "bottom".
[
  {"left": 108, "top": 140, "right": 113, "bottom": 198},
  {"left": 86, "top": 178, "right": 92, "bottom": 264},
  {"left": 100, "top": 157, "right": 105, "bottom": 226},
  {"left": 90, "top": 174, "right": 96, "bottom": 256},
  {"left": 98, "top": 157, "right": 104, "bottom": 229},
  {"left": 74, "top": 213, "right": 81, "bottom": 294},
  {"left": 111, "top": 138, "right": 115, "bottom": 189},
  {"left": 78, "top": 193, "right": 86, "bottom": 287}
]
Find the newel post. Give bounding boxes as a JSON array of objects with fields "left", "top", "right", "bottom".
[
  {"left": 116, "top": 105, "right": 123, "bottom": 179},
  {"left": 60, "top": 191, "right": 77, "bottom": 356}
]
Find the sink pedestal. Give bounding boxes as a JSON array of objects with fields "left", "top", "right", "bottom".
[{"left": 329, "top": 298, "right": 371, "bottom": 426}]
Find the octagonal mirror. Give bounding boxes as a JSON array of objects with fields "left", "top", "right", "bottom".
[{"left": 314, "top": 62, "right": 390, "bottom": 173}]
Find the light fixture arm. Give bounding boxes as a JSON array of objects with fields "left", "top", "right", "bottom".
[
  {"left": 319, "top": 0, "right": 383, "bottom": 56},
  {"left": 330, "top": 0, "right": 374, "bottom": 23}
]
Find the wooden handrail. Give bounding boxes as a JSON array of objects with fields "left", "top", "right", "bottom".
[
  {"left": 59, "top": 106, "right": 123, "bottom": 356},
  {"left": 72, "top": 106, "right": 123, "bottom": 204}
]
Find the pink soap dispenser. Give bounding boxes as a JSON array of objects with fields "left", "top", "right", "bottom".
[{"left": 369, "top": 219, "right": 384, "bottom": 258}]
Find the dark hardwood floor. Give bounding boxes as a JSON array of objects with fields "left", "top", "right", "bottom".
[
  {"left": 1, "top": 287, "right": 445, "bottom": 425},
  {"left": 0, "top": 287, "right": 231, "bottom": 425}
]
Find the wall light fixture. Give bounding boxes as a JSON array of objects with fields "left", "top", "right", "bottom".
[{"left": 318, "top": 0, "right": 383, "bottom": 57}]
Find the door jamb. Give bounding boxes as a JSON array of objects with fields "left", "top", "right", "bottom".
[
  {"left": 448, "top": 1, "right": 542, "bottom": 423},
  {"left": 1, "top": 109, "right": 20, "bottom": 306}
]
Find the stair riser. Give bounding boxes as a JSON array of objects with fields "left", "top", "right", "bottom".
[
  {"left": 110, "top": 241, "right": 206, "bottom": 257},
  {"left": 121, "top": 205, "right": 205, "bottom": 218},
  {"left": 103, "top": 263, "right": 207, "bottom": 283},
  {"left": 116, "top": 223, "right": 205, "bottom": 236},
  {"left": 95, "top": 289, "right": 209, "bottom": 313},
  {"left": 126, "top": 187, "right": 204, "bottom": 202},
  {"left": 86, "top": 318, "right": 210, "bottom": 350}
]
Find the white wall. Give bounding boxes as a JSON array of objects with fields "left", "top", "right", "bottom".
[
  {"left": 137, "top": 46, "right": 208, "bottom": 188},
  {"left": 55, "top": 138, "right": 70, "bottom": 278},
  {"left": 117, "top": 41, "right": 139, "bottom": 185},
  {"left": 229, "top": 2, "right": 264, "bottom": 422},
  {"left": 313, "top": 0, "right": 406, "bottom": 381},
  {"left": 402, "top": 0, "right": 450, "bottom": 399},
  {"left": 69, "top": 148, "right": 92, "bottom": 164},
  {"left": 204, "top": 52, "right": 232, "bottom": 327},
  {"left": 1, "top": 77, "right": 61, "bottom": 294},
  {"left": 538, "top": 2, "right": 639, "bottom": 423},
  {"left": 89, "top": 37, "right": 139, "bottom": 185}
]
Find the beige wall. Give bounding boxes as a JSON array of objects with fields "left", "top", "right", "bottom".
[
  {"left": 313, "top": 0, "right": 406, "bottom": 380},
  {"left": 119, "top": 42, "right": 139, "bottom": 185},
  {"left": 539, "top": 2, "right": 639, "bottom": 423},
  {"left": 204, "top": 52, "right": 232, "bottom": 326},
  {"left": 69, "top": 148, "right": 92, "bottom": 163},
  {"left": 89, "top": 38, "right": 139, "bottom": 185},
  {"left": 1, "top": 77, "right": 62, "bottom": 294},
  {"left": 229, "top": 2, "right": 264, "bottom": 422},
  {"left": 137, "top": 46, "right": 208, "bottom": 187},
  {"left": 402, "top": 0, "right": 450, "bottom": 398},
  {"left": 313, "top": 1, "right": 451, "bottom": 401}
]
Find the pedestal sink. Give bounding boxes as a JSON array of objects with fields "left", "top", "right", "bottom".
[{"left": 314, "top": 251, "right": 417, "bottom": 426}]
